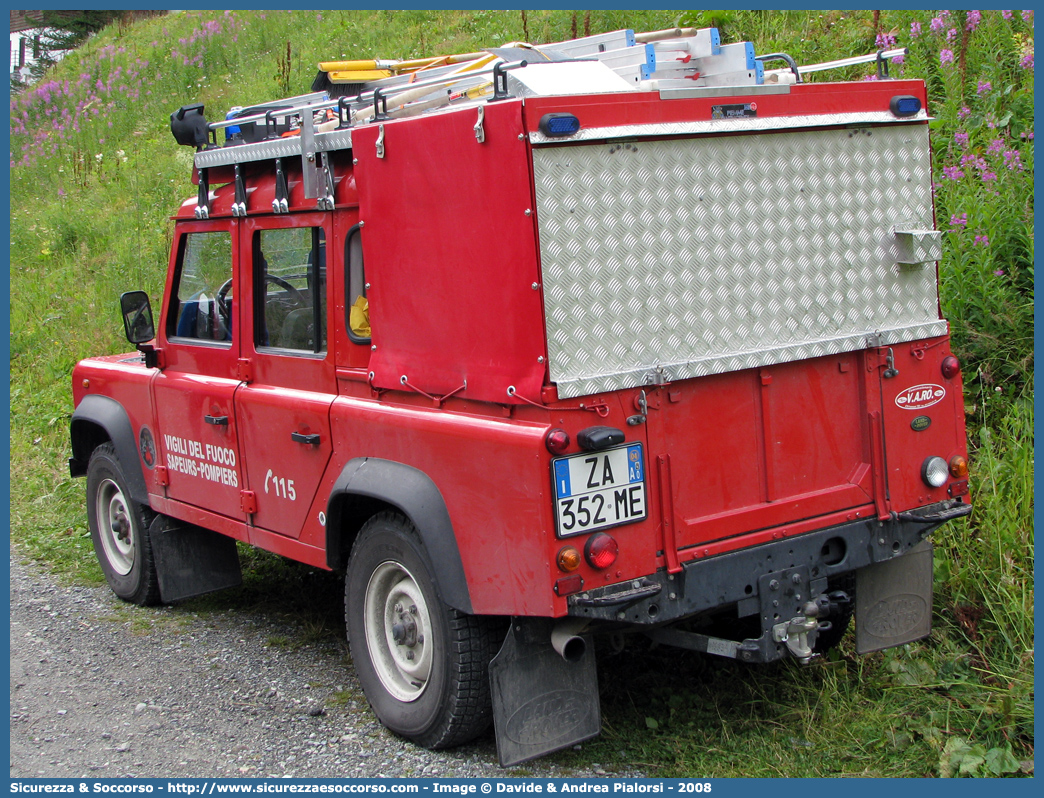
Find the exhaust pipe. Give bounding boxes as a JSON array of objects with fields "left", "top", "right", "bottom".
[{"left": 550, "top": 619, "right": 589, "bottom": 662}]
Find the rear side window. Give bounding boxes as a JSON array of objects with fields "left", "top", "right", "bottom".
[
  {"left": 345, "top": 226, "right": 369, "bottom": 342},
  {"left": 255, "top": 227, "right": 326, "bottom": 354},
  {"left": 168, "top": 231, "right": 234, "bottom": 344}
]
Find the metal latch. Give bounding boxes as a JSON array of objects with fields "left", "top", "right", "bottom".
[
  {"left": 473, "top": 105, "right": 485, "bottom": 143},
  {"left": 376, "top": 124, "right": 385, "bottom": 159}
]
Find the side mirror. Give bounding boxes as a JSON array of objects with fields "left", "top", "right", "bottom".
[{"left": 120, "top": 290, "right": 155, "bottom": 344}]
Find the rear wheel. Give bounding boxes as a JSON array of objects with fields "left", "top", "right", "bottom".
[
  {"left": 345, "top": 512, "right": 500, "bottom": 749},
  {"left": 86, "top": 443, "right": 161, "bottom": 606}
]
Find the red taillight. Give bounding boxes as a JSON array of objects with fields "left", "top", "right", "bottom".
[
  {"left": 546, "top": 428, "right": 570, "bottom": 455},
  {"left": 584, "top": 533, "right": 619, "bottom": 569},
  {"left": 941, "top": 355, "right": 961, "bottom": 380}
]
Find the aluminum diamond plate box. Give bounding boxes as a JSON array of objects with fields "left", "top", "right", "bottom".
[{"left": 532, "top": 123, "right": 947, "bottom": 399}]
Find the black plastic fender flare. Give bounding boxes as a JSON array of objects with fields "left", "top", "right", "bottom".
[
  {"left": 325, "top": 457, "right": 473, "bottom": 614},
  {"left": 69, "top": 394, "right": 150, "bottom": 506}
]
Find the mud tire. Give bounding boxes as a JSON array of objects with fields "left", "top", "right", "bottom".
[
  {"left": 85, "top": 443, "right": 161, "bottom": 606},
  {"left": 345, "top": 512, "right": 500, "bottom": 749}
]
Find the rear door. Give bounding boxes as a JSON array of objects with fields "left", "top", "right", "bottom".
[{"left": 233, "top": 214, "right": 336, "bottom": 540}]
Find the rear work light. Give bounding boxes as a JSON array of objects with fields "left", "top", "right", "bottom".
[
  {"left": 921, "top": 456, "right": 949, "bottom": 488},
  {"left": 584, "top": 533, "right": 619, "bottom": 569},
  {"left": 539, "top": 113, "right": 581, "bottom": 137}
]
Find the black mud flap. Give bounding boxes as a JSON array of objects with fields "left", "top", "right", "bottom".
[
  {"left": 150, "top": 516, "right": 242, "bottom": 603},
  {"left": 856, "top": 539, "right": 933, "bottom": 653},
  {"left": 488, "top": 618, "right": 600, "bottom": 767}
]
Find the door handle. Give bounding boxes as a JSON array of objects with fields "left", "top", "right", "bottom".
[
  {"left": 291, "top": 431, "right": 321, "bottom": 445},
  {"left": 204, "top": 414, "right": 229, "bottom": 426}
]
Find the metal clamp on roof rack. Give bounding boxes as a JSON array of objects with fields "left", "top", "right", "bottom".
[
  {"left": 273, "top": 158, "right": 289, "bottom": 213},
  {"left": 336, "top": 96, "right": 354, "bottom": 129},
  {"left": 231, "top": 164, "right": 247, "bottom": 216},
  {"left": 373, "top": 88, "right": 389, "bottom": 121},
  {"left": 490, "top": 60, "right": 528, "bottom": 102},
  {"left": 194, "top": 168, "right": 210, "bottom": 219},
  {"left": 317, "top": 151, "right": 336, "bottom": 210},
  {"left": 876, "top": 49, "right": 892, "bottom": 80}
]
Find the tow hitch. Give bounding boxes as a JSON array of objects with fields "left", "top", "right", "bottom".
[{"left": 772, "top": 592, "right": 851, "bottom": 663}]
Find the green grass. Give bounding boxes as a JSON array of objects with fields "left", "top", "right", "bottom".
[{"left": 9, "top": 9, "right": 1033, "bottom": 778}]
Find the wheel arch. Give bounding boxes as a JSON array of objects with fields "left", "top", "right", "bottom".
[
  {"left": 70, "top": 395, "right": 150, "bottom": 506},
  {"left": 326, "top": 457, "right": 473, "bottom": 615}
]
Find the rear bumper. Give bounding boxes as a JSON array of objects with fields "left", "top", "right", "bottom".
[{"left": 566, "top": 499, "right": 970, "bottom": 626}]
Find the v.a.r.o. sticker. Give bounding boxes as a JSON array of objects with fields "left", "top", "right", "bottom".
[{"left": 895, "top": 383, "right": 946, "bottom": 410}]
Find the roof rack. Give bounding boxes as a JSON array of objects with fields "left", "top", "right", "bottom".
[{"left": 174, "top": 27, "right": 908, "bottom": 216}]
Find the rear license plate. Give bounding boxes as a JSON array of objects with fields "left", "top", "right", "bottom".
[{"left": 552, "top": 443, "right": 647, "bottom": 538}]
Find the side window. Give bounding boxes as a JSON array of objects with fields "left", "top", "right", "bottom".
[
  {"left": 255, "top": 227, "right": 326, "bottom": 354},
  {"left": 345, "top": 227, "right": 369, "bottom": 342},
  {"left": 168, "top": 231, "right": 233, "bottom": 344}
]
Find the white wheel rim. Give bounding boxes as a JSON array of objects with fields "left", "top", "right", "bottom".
[
  {"left": 96, "top": 478, "right": 135, "bottom": 576},
  {"left": 363, "top": 561, "right": 433, "bottom": 702}
]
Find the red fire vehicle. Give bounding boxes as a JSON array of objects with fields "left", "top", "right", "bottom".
[{"left": 70, "top": 28, "right": 971, "bottom": 765}]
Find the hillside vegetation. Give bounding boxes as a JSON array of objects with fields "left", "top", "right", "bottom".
[{"left": 9, "top": 10, "right": 1033, "bottom": 777}]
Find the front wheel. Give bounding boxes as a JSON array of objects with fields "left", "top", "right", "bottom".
[
  {"left": 345, "top": 512, "right": 501, "bottom": 749},
  {"left": 85, "top": 443, "right": 161, "bottom": 605}
]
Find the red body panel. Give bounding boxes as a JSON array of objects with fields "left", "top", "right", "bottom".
[{"left": 351, "top": 101, "right": 548, "bottom": 405}]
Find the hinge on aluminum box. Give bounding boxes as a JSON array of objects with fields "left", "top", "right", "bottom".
[
  {"left": 231, "top": 164, "right": 247, "bottom": 217},
  {"left": 474, "top": 105, "right": 485, "bottom": 143},
  {"left": 237, "top": 358, "right": 254, "bottom": 382},
  {"left": 194, "top": 168, "right": 210, "bottom": 219},
  {"left": 272, "top": 158, "right": 289, "bottom": 213},
  {"left": 155, "top": 466, "right": 169, "bottom": 487},
  {"left": 240, "top": 490, "right": 257, "bottom": 515},
  {"left": 316, "top": 152, "right": 336, "bottom": 210}
]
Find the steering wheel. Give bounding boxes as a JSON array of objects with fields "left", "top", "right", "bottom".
[
  {"left": 217, "top": 278, "right": 234, "bottom": 328},
  {"left": 265, "top": 273, "right": 308, "bottom": 308}
]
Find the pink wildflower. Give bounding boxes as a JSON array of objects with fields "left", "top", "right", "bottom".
[
  {"left": 987, "top": 138, "right": 1005, "bottom": 154},
  {"left": 974, "top": 235, "right": 989, "bottom": 246},
  {"left": 930, "top": 17, "right": 945, "bottom": 32},
  {"left": 955, "top": 131, "right": 970, "bottom": 147},
  {"left": 977, "top": 80, "right": 991, "bottom": 94},
  {"left": 942, "top": 165, "right": 964, "bottom": 180},
  {"left": 1002, "top": 10, "right": 1013, "bottom": 20},
  {"left": 910, "top": 21, "right": 922, "bottom": 37},
  {"left": 940, "top": 49, "right": 955, "bottom": 64},
  {"left": 1003, "top": 150, "right": 1024, "bottom": 170},
  {"left": 966, "top": 10, "right": 982, "bottom": 31},
  {"left": 994, "top": 269, "right": 1005, "bottom": 276},
  {"left": 950, "top": 213, "right": 968, "bottom": 227}
]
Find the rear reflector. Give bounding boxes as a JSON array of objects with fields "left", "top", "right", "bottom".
[{"left": 554, "top": 574, "right": 585, "bottom": 597}]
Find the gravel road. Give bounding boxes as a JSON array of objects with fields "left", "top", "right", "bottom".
[{"left": 9, "top": 547, "right": 628, "bottom": 780}]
